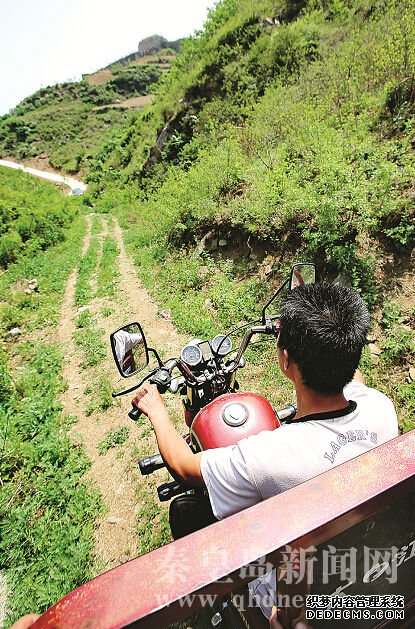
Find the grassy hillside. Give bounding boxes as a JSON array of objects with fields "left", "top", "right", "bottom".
[
  {"left": 0, "top": 167, "right": 79, "bottom": 268},
  {"left": 0, "top": 57, "right": 168, "bottom": 174},
  {"left": 91, "top": 0, "right": 414, "bottom": 430}
]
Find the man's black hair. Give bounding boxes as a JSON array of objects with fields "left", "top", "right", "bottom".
[{"left": 277, "top": 282, "right": 370, "bottom": 394}]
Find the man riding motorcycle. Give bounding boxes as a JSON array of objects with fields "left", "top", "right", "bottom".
[{"left": 132, "top": 282, "right": 398, "bottom": 624}]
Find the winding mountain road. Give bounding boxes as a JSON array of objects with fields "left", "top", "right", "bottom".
[{"left": 0, "top": 158, "right": 87, "bottom": 193}]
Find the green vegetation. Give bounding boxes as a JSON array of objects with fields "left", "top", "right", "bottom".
[
  {"left": 0, "top": 167, "right": 79, "bottom": 268},
  {"left": 90, "top": 0, "right": 414, "bottom": 430},
  {"left": 0, "top": 63, "right": 164, "bottom": 174},
  {"left": 0, "top": 188, "right": 101, "bottom": 622},
  {"left": 98, "top": 426, "right": 129, "bottom": 454},
  {"left": 74, "top": 324, "right": 106, "bottom": 369},
  {"left": 0, "top": 344, "right": 101, "bottom": 622},
  {"left": 96, "top": 236, "right": 120, "bottom": 298},
  {"left": 74, "top": 235, "right": 100, "bottom": 306}
]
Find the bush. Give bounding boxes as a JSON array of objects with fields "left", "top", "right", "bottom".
[{"left": 0, "top": 169, "right": 79, "bottom": 269}]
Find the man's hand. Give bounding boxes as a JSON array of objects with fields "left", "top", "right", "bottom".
[
  {"left": 131, "top": 384, "right": 204, "bottom": 487},
  {"left": 132, "top": 383, "right": 166, "bottom": 421}
]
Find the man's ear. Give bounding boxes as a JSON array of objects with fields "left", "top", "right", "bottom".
[{"left": 283, "top": 349, "right": 290, "bottom": 371}]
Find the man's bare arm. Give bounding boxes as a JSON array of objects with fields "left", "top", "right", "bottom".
[{"left": 132, "top": 383, "right": 205, "bottom": 487}]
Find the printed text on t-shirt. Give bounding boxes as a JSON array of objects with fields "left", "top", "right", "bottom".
[{"left": 324, "top": 430, "right": 378, "bottom": 464}]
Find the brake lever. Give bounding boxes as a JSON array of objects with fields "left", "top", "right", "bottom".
[{"left": 112, "top": 367, "right": 159, "bottom": 398}]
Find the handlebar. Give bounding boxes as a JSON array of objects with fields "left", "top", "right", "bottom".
[
  {"left": 129, "top": 406, "right": 142, "bottom": 421},
  {"left": 129, "top": 368, "right": 174, "bottom": 419},
  {"left": 122, "top": 319, "right": 281, "bottom": 407}
]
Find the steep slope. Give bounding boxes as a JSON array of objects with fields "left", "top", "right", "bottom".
[
  {"left": 0, "top": 42, "right": 175, "bottom": 175},
  {"left": 91, "top": 0, "right": 414, "bottom": 431}
]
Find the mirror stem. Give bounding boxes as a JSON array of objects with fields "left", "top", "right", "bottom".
[
  {"left": 261, "top": 277, "right": 289, "bottom": 324},
  {"left": 148, "top": 347, "right": 163, "bottom": 367}
]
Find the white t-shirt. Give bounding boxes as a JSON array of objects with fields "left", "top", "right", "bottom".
[
  {"left": 201, "top": 381, "right": 398, "bottom": 618},
  {"left": 200, "top": 381, "right": 398, "bottom": 521},
  {"left": 113, "top": 330, "right": 143, "bottom": 367}
]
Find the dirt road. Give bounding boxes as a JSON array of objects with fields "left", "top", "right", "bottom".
[
  {"left": 57, "top": 214, "right": 185, "bottom": 573},
  {"left": 0, "top": 159, "right": 87, "bottom": 194}
]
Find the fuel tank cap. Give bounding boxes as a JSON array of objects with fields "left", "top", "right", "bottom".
[{"left": 222, "top": 403, "right": 248, "bottom": 427}]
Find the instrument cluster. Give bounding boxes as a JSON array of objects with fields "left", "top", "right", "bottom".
[{"left": 180, "top": 334, "right": 232, "bottom": 368}]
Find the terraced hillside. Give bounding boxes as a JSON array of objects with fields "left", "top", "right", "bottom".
[{"left": 0, "top": 45, "right": 176, "bottom": 175}]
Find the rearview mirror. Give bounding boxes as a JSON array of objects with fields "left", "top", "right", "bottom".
[
  {"left": 262, "top": 262, "right": 316, "bottom": 324},
  {"left": 290, "top": 263, "right": 316, "bottom": 290},
  {"left": 110, "top": 322, "right": 149, "bottom": 378}
]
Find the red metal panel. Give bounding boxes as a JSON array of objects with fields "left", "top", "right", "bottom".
[{"left": 32, "top": 432, "right": 415, "bottom": 629}]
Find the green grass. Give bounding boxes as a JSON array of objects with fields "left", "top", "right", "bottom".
[
  {"left": 97, "top": 427, "right": 129, "bottom": 454},
  {"left": 75, "top": 308, "right": 94, "bottom": 328},
  {"left": 73, "top": 326, "right": 106, "bottom": 368},
  {"left": 0, "top": 167, "right": 80, "bottom": 268},
  {"left": 84, "top": 374, "right": 114, "bottom": 416},
  {"left": 74, "top": 236, "right": 100, "bottom": 306},
  {"left": 0, "top": 199, "right": 102, "bottom": 623},
  {"left": 96, "top": 236, "right": 120, "bottom": 298},
  {"left": 0, "top": 212, "right": 87, "bottom": 335}
]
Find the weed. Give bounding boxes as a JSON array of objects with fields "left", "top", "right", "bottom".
[
  {"left": 0, "top": 168, "right": 79, "bottom": 268},
  {"left": 0, "top": 204, "right": 102, "bottom": 623},
  {"left": 98, "top": 426, "right": 129, "bottom": 454},
  {"left": 91, "top": 215, "right": 102, "bottom": 234},
  {"left": 74, "top": 237, "right": 100, "bottom": 307},
  {"left": 97, "top": 375, "right": 113, "bottom": 411},
  {"left": 74, "top": 328, "right": 106, "bottom": 368},
  {"left": 76, "top": 309, "right": 94, "bottom": 328},
  {"left": 381, "top": 327, "right": 414, "bottom": 365},
  {"left": 380, "top": 301, "right": 403, "bottom": 329},
  {"left": 96, "top": 237, "right": 120, "bottom": 299}
]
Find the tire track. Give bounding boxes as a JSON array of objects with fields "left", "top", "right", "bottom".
[{"left": 57, "top": 214, "right": 186, "bottom": 574}]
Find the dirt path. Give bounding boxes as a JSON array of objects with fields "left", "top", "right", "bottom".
[
  {"left": 0, "top": 159, "right": 87, "bottom": 194},
  {"left": 57, "top": 214, "right": 185, "bottom": 574}
]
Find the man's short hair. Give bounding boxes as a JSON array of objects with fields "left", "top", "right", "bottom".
[{"left": 277, "top": 282, "right": 370, "bottom": 394}]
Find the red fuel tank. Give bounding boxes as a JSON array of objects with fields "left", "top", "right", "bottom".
[{"left": 190, "top": 392, "right": 280, "bottom": 451}]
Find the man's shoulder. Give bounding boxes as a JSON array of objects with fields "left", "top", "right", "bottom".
[{"left": 344, "top": 380, "right": 395, "bottom": 407}]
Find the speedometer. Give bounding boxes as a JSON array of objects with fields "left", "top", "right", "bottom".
[
  {"left": 211, "top": 334, "right": 233, "bottom": 356},
  {"left": 180, "top": 343, "right": 203, "bottom": 367}
]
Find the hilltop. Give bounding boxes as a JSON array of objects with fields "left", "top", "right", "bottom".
[{"left": 0, "top": 35, "right": 178, "bottom": 174}]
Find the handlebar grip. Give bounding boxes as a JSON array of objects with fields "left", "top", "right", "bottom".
[
  {"left": 139, "top": 454, "right": 165, "bottom": 475},
  {"left": 275, "top": 404, "right": 297, "bottom": 421},
  {"left": 128, "top": 405, "right": 142, "bottom": 421}
]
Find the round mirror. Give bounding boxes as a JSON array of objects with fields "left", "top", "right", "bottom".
[{"left": 110, "top": 322, "right": 149, "bottom": 378}]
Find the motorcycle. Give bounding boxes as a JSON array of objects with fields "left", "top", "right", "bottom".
[{"left": 110, "top": 262, "right": 316, "bottom": 539}]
